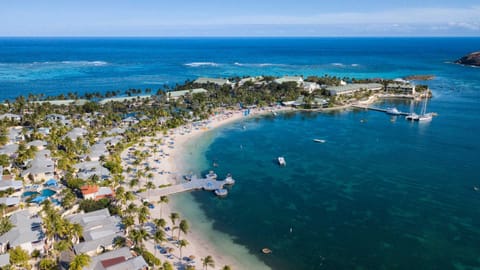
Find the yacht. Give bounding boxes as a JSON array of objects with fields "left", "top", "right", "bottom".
[
  {"left": 278, "top": 157, "right": 286, "bottom": 166},
  {"left": 406, "top": 113, "right": 419, "bottom": 121},
  {"left": 416, "top": 98, "right": 433, "bottom": 122}
]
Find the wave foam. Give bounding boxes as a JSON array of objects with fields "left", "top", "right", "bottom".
[
  {"left": 234, "top": 62, "right": 288, "bottom": 67},
  {"left": 184, "top": 62, "right": 220, "bottom": 67}
]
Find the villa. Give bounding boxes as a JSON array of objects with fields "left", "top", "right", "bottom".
[
  {"left": 26, "top": 140, "right": 48, "bottom": 150},
  {"left": 85, "top": 247, "right": 148, "bottom": 270},
  {"left": 68, "top": 209, "right": 124, "bottom": 256},
  {"left": 194, "top": 77, "right": 231, "bottom": 86},
  {"left": 326, "top": 83, "right": 384, "bottom": 96},
  {"left": 303, "top": 82, "right": 321, "bottom": 93},
  {"left": 0, "top": 210, "right": 45, "bottom": 254},
  {"left": 66, "top": 127, "right": 88, "bottom": 141},
  {"left": 0, "top": 144, "right": 19, "bottom": 158},
  {"left": 46, "top": 114, "right": 71, "bottom": 126},
  {"left": 74, "top": 161, "right": 111, "bottom": 180},
  {"left": 81, "top": 185, "right": 115, "bottom": 200},
  {"left": 21, "top": 149, "right": 55, "bottom": 182}
]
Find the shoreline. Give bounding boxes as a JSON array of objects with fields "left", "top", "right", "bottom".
[
  {"left": 125, "top": 96, "right": 407, "bottom": 269},
  {"left": 124, "top": 107, "right": 290, "bottom": 269}
]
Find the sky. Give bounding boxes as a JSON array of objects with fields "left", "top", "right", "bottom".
[{"left": 1, "top": 0, "right": 479, "bottom": 36}]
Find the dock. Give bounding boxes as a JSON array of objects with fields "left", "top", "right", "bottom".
[
  {"left": 138, "top": 175, "right": 232, "bottom": 199},
  {"left": 352, "top": 105, "right": 409, "bottom": 116}
]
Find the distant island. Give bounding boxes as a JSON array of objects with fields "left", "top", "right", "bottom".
[{"left": 455, "top": 51, "right": 480, "bottom": 67}]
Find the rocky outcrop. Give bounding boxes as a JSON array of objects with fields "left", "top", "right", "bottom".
[{"left": 455, "top": 51, "right": 480, "bottom": 66}]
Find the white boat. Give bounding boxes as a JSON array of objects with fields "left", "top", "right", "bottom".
[
  {"left": 406, "top": 113, "right": 419, "bottom": 121},
  {"left": 313, "top": 139, "right": 326, "bottom": 143},
  {"left": 206, "top": 170, "right": 217, "bottom": 179},
  {"left": 386, "top": 107, "right": 402, "bottom": 115},
  {"left": 214, "top": 189, "right": 228, "bottom": 197},
  {"left": 416, "top": 98, "right": 433, "bottom": 122},
  {"left": 417, "top": 113, "right": 433, "bottom": 122},
  {"left": 278, "top": 157, "right": 286, "bottom": 166},
  {"left": 224, "top": 173, "right": 235, "bottom": 185},
  {"left": 272, "top": 111, "right": 277, "bottom": 116}
]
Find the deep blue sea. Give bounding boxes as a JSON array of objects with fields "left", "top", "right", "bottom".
[{"left": 2, "top": 38, "right": 480, "bottom": 269}]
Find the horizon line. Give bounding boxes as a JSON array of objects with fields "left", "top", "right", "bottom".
[{"left": 1, "top": 35, "right": 480, "bottom": 38}]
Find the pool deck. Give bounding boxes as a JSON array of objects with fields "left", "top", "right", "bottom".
[{"left": 139, "top": 175, "right": 231, "bottom": 199}]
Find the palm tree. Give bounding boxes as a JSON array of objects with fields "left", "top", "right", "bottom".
[
  {"left": 178, "top": 239, "right": 189, "bottom": 259},
  {"left": 153, "top": 230, "right": 166, "bottom": 256},
  {"left": 153, "top": 218, "right": 166, "bottom": 229},
  {"left": 137, "top": 205, "right": 150, "bottom": 225},
  {"left": 169, "top": 212, "right": 179, "bottom": 226},
  {"left": 202, "top": 255, "right": 215, "bottom": 270},
  {"left": 158, "top": 195, "right": 169, "bottom": 218},
  {"left": 178, "top": 219, "right": 189, "bottom": 241},
  {"left": 222, "top": 266, "right": 232, "bottom": 270},
  {"left": 129, "top": 228, "right": 149, "bottom": 248},
  {"left": 145, "top": 181, "right": 155, "bottom": 197},
  {"left": 69, "top": 253, "right": 91, "bottom": 270}
]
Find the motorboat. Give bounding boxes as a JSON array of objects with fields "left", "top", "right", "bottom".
[
  {"left": 278, "top": 157, "right": 286, "bottom": 166},
  {"left": 262, "top": 248, "right": 272, "bottom": 254},
  {"left": 224, "top": 173, "right": 235, "bottom": 185},
  {"left": 313, "top": 139, "right": 326, "bottom": 143},
  {"left": 214, "top": 189, "right": 228, "bottom": 197},
  {"left": 206, "top": 170, "right": 217, "bottom": 179}
]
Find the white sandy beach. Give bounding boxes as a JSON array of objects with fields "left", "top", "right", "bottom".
[{"left": 121, "top": 107, "right": 292, "bottom": 269}]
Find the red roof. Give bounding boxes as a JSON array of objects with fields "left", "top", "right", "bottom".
[
  {"left": 80, "top": 185, "right": 99, "bottom": 195},
  {"left": 100, "top": 256, "right": 126, "bottom": 268}
]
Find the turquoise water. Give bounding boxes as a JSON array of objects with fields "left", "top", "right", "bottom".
[
  {"left": 2, "top": 38, "right": 480, "bottom": 269},
  {"left": 190, "top": 94, "right": 480, "bottom": 269},
  {"left": 23, "top": 189, "right": 56, "bottom": 197}
]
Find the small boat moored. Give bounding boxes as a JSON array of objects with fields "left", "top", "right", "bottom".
[
  {"left": 224, "top": 173, "right": 235, "bottom": 185},
  {"left": 214, "top": 189, "right": 228, "bottom": 197},
  {"left": 206, "top": 170, "right": 218, "bottom": 179},
  {"left": 278, "top": 157, "right": 286, "bottom": 166},
  {"left": 262, "top": 248, "right": 272, "bottom": 254}
]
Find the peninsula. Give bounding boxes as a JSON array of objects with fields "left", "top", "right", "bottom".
[{"left": 455, "top": 51, "right": 480, "bottom": 67}]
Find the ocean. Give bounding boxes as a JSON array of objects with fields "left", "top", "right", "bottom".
[{"left": 2, "top": 37, "right": 480, "bottom": 269}]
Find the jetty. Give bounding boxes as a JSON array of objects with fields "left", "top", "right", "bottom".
[
  {"left": 139, "top": 174, "right": 234, "bottom": 199},
  {"left": 352, "top": 105, "right": 409, "bottom": 116}
]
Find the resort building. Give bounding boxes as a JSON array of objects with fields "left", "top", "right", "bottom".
[
  {"left": 81, "top": 185, "right": 115, "bottom": 200},
  {"left": 303, "top": 82, "right": 321, "bottom": 93},
  {"left": 86, "top": 247, "right": 148, "bottom": 270},
  {"left": 194, "top": 77, "right": 231, "bottom": 86},
  {"left": 0, "top": 210, "right": 45, "bottom": 254},
  {"left": 68, "top": 209, "right": 124, "bottom": 256},
  {"left": 99, "top": 95, "right": 152, "bottom": 105},
  {"left": 21, "top": 149, "right": 55, "bottom": 182},
  {"left": 7, "top": 127, "right": 24, "bottom": 144},
  {"left": 166, "top": 88, "right": 208, "bottom": 101},
  {"left": 386, "top": 83, "right": 416, "bottom": 94},
  {"left": 46, "top": 114, "right": 71, "bottom": 125},
  {"left": 326, "top": 83, "right": 384, "bottom": 96},
  {"left": 66, "top": 127, "right": 88, "bottom": 141},
  {"left": 0, "top": 113, "right": 22, "bottom": 122},
  {"left": 238, "top": 76, "right": 263, "bottom": 86},
  {"left": 26, "top": 140, "right": 48, "bottom": 151},
  {"left": 0, "top": 144, "right": 19, "bottom": 158},
  {"left": 274, "top": 76, "right": 304, "bottom": 86},
  {"left": 74, "top": 161, "right": 111, "bottom": 180}
]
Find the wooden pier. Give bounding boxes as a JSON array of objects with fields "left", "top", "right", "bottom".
[
  {"left": 139, "top": 175, "right": 231, "bottom": 199},
  {"left": 352, "top": 105, "right": 409, "bottom": 116}
]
